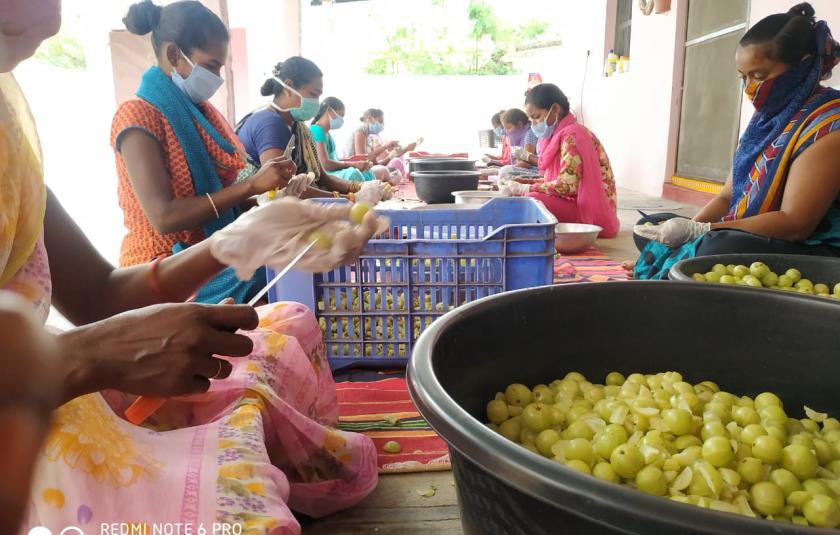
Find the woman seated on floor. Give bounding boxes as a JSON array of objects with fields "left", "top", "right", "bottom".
[
  {"left": 344, "top": 108, "right": 418, "bottom": 180},
  {"left": 501, "top": 108, "right": 539, "bottom": 169},
  {"left": 633, "top": 2, "right": 840, "bottom": 279},
  {"left": 2, "top": 0, "right": 380, "bottom": 532},
  {"left": 310, "top": 96, "right": 391, "bottom": 182},
  {"left": 113, "top": 2, "right": 334, "bottom": 305},
  {"left": 502, "top": 83, "right": 620, "bottom": 238},
  {"left": 235, "top": 56, "right": 366, "bottom": 197},
  {"left": 483, "top": 110, "right": 509, "bottom": 167}
]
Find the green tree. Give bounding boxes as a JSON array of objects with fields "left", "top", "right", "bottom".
[
  {"left": 365, "top": 1, "right": 549, "bottom": 76},
  {"left": 34, "top": 33, "right": 86, "bottom": 70},
  {"left": 467, "top": 0, "right": 498, "bottom": 72}
]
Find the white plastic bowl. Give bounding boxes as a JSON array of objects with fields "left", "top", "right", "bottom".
[{"left": 452, "top": 190, "right": 505, "bottom": 205}]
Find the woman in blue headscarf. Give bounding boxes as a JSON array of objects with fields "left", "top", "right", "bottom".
[{"left": 634, "top": 2, "right": 840, "bottom": 279}]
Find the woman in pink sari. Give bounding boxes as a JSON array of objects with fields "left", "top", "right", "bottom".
[
  {"left": 0, "top": 1, "right": 377, "bottom": 533},
  {"left": 508, "top": 83, "right": 620, "bottom": 238}
]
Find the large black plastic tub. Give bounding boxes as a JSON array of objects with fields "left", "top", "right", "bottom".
[
  {"left": 408, "top": 281, "right": 840, "bottom": 535},
  {"left": 413, "top": 170, "right": 480, "bottom": 204},
  {"left": 410, "top": 157, "right": 476, "bottom": 173}
]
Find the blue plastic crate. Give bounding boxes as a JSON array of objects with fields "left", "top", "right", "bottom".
[{"left": 268, "top": 197, "right": 557, "bottom": 369}]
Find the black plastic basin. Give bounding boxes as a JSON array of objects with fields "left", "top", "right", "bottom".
[
  {"left": 408, "top": 281, "right": 840, "bottom": 535},
  {"left": 411, "top": 157, "right": 476, "bottom": 173},
  {"left": 413, "top": 170, "right": 480, "bottom": 204},
  {"left": 671, "top": 253, "right": 840, "bottom": 288}
]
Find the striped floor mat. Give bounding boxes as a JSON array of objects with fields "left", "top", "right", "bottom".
[
  {"left": 335, "top": 377, "right": 451, "bottom": 473},
  {"left": 553, "top": 247, "right": 628, "bottom": 283}
]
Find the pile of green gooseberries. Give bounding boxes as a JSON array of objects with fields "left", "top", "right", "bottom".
[
  {"left": 691, "top": 262, "right": 840, "bottom": 298},
  {"left": 486, "top": 371, "right": 840, "bottom": 528},
  {"left": 316, "top": 288, "right": 455, "bottom": 357}
]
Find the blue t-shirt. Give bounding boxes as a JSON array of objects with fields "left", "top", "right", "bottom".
[{"left": 236, "top": 108, "right": 292, "bottom": 164}]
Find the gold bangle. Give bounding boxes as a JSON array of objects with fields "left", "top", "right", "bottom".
[
  {"left": 205, "top": 193, "right": 220, "bottom": 219},
  {"left": 347, "top": 192, "right": 356, "bottom": 203},
  {"left": 333, "top": 191, "right": 340, "bottom": 198}
]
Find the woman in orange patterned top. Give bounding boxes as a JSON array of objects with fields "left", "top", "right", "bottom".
[
  {"left": 111, "top": 0, "right": 308, "bottom": 304},
  {"left": 506, "top": 83, "right": 621, "bottom": 238}
]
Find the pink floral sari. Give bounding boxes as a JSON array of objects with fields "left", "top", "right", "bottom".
[{"left": 536, "top": 113, "right": 620, "bottom": 238}]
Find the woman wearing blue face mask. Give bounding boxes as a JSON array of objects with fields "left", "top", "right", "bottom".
[
  {"left": 504, "top": 83, "right": 620, "bottom": 238},
  {"left": 483, "top": 110, "right": 510, "bottom": 167},
  {"left": 633, "top": 2, "right": 840, "bottom": 280},
  {"left": 344, "top": 108, "right": 418, "bottom": 180},
  {"left": 111, "top": 0, "right": 299, "bottom": 304},
  {"left": 309, "top": 97, "right": 391, "bottom": 182},
  {"left": 236, "top": 58, "right": 362, "bottom": 197}
]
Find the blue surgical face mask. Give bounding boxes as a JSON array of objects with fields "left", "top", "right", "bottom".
[
  {"left": 531, "top": 105, "right": 559, "bottom": 139},
  {"left": 171, "top": 51, "right": 224, "bottom": 104},
  {"left": 493, "top": 126, "right": 505, "bottom": 138},
  {"left": 367, "top": 121, "right": 384, "bottom": 135},
  {"left": 273, "top": 77, "right": 320, "bottom": 121},
  {"left": 328, "top": 109, "right": 345, "bottom": 130}
]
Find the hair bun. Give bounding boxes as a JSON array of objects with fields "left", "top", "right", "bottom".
[
  {"left": 260, "top": 78, "right": 281, "bottom": 97},
  {"left": 788, "top": 2, "right": 815, "bottom": 18},
  {"left": 123, "top": 0, "right": 162, "bottom": 35}
]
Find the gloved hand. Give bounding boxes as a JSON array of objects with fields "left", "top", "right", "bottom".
[
  {"left": 355, "top": 180, "right": 392, "bottom": 206},
  {"left": 498, "top": 179, "right": 531, "bottom": 197},
  {"left": 209, "top": 197, "right": 390, "bottom": 279},
  {"left": 256, "top": 172, "right": 315, "bottom": 204},
  {"left": 387, "top": 170, "right": 403, "bottom": 186},
  {"left": 278, "top": 172, "right": 316, "bottom": 198},
  {"left": 512, "top": 146, "right": 532, "bottom": 162},
  {"left": 633, "top": 218, "right": 711, "bottom": 247},
  {"left": 481, "top": 155, "right": 492, "bottom": 164}
]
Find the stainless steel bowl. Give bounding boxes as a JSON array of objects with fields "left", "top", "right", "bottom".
[
  {"left": 452, "top": 190, "right": 504, "bottom": 205},
  {"left": 554, "top": 223, "right": 602, "bottom": 253}
]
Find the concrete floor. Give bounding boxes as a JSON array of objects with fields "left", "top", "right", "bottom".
[
  {"left": 302, "top": 187, "right": 699, "bottom": 535},
  {"left": 596, "top": 187, "right": 697, "bottom": 263}
]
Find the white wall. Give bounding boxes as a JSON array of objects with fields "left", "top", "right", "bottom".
[{"left": 514, "top": 0, "right": 686, "bottom": 197}]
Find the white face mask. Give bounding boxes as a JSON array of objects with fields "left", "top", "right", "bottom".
[{"left": 171, "top": 51, "right": 224, "bottom": 104}]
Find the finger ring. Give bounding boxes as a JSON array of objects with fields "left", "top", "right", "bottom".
[{"left": 211, "top": 359, "right": 223, "bottom": 380}]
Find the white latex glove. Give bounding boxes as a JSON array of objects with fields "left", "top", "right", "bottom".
[
  {"left": 387, "top": 170, "right": 403, "bottom": 186},
  {"left": 481, "top": 155, "right": 492, "bottom": 164},
  {"left": 355, "top": 180, "right": 392, "bottom": 205},
  {"left": 256, "top": 172, "right": 315, "bottom": 205},
  {"left": 512, "top": 146, "right": 532, "bottom": 162},
  {"left": 210, "top": 197, "right": 391, "bottom": 279},
  {"left": 498, "top": 179, "right": 531, "bottom": 197},
  {"left": 278, "top": 172, "right": 316, "bottom": 198},
  {"left": 633, "top": 218, "right": 711, "bottom": 247}
]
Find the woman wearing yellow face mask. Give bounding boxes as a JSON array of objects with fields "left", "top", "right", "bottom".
[{"left": 634, "top": 2, "right": 840, "bottom": 279}]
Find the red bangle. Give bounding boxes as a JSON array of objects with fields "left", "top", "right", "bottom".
[{"left": 146, "top": 256, "right": 174, "bottom": 302}]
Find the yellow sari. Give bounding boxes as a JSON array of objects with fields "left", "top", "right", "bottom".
[{"left": 0, "top": 73, "right": 46, "bottom": 288}]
